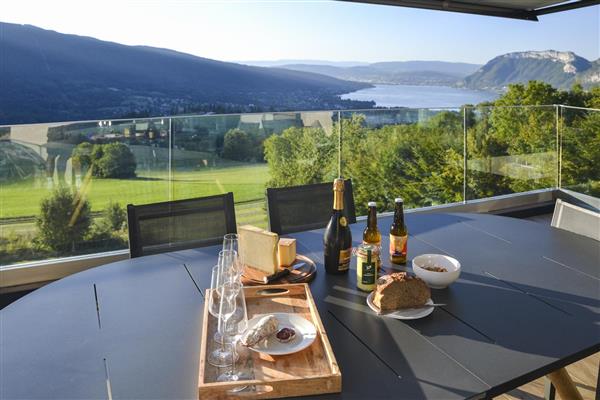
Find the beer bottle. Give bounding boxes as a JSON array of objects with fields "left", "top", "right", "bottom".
[
  {"left": 389, "top": 198, "right": 408, "bottom": 264},
  {"left": 363, "top": 202, "right": 381, "bottom": 247}
]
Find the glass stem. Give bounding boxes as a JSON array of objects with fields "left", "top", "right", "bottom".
[
  {"left": 231, "top": 338, "right": 237, "bottom": 378},
  {"left": 220, "top": 318, "right": 227, "bottom": 352}
]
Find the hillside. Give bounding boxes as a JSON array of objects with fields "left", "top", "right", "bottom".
[
  {"left": 462, "top": 51, "right": 597, "bottom": 90},
  {"left": 0, "top": 22, "right": 371, "bottom": 125},
  {"left": 278, "top": 61, "right": 481, "bottom": 86},
  {"left": 239, "top": 60, "right": 369, "bottom": 68},
  {"left": 578, "top": 59, "right": 600, "bottom": 87}
]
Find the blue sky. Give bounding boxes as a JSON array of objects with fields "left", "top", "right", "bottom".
[{"left": 2, "top": 0, "right": 598, "bottom": 64}]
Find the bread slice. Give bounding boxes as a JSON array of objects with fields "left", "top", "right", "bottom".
[{"left": 373, "top": 272, "right": 430, "bottom": 311}]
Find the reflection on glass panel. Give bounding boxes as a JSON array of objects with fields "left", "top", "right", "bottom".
[
  {"left": 3, "top": 104, "right": 594, "bottom": 268},
  {"left": 0, "top": 117, "right": 170, "bottom": 266},
  {"left": 560, "top": 106, "right": 600, "bottom": 197},
  {"left": 170, "top": 111, "right": 337, "bottom": 229},
  {"left": 466, "top": 105, "right": 557, "bottom": 201},
  {"left": 340, "top": 108, "right": 464, "bottom": 215}
]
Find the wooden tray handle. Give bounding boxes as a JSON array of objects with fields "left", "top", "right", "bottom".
[
  {"left": 254, "top": 288, "right": 290, "bottom": 296},
  {"left": 244, "top": 283, "right": 307, "bottom": 299},
  {"left": 233, "top": 384, "right": 274, "bottom": 398}
]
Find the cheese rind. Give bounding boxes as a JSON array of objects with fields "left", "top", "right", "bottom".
[
  {"left": 278, "top": 238, "right": 297, "bottom": 267},
  {"left": 238, "top": 225, "right": 279, "bottom": 275}
]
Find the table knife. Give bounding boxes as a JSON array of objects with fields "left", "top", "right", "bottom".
[{"left": 263, "top": 262, "right": 306, "bottom": 284}]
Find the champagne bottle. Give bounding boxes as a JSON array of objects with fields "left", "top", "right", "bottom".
[
  {"left": 323, "top": 178, "right": 352, "bottom": 274},
  {"left": 389, "top": 198, "right": 408, "bottom": 264}
]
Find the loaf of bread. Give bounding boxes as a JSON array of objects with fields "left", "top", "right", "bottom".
[
  {"left": 372, "top": 272, "right": 430, "bottom": 311},
  {"left": 240, "top": 315, "right": 279, "bottom": 347}
]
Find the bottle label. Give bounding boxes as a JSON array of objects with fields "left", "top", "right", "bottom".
[
  {"left": 360, "top": 260, "right": 376, "bottom": 285},
  {"left": 389, "top": 234, "right": 407, "bottom": 257},
  {"left": 339, "top": 216, "right": 347, "bottom": 227},
  {"left": 338, "top": 248, "right": 351, "bottom": 271}
]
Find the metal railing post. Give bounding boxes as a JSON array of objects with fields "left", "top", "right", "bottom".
[
  {"left": 168, "top": 117, "right": 173, "bottom": 201},
  {"left": 463, "top": 106, "right": 468, "bottom": 203},
  {"left": 558, "top": 105, "right": 563, "bottom": 189},
  {"left": 338, "top": 110, "right": 342, "bottom": 178},
  {"left": 555, "top": 105, "right": 560, "bottom": 189}
]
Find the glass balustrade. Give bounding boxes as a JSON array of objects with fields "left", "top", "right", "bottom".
[
  {"left": 559, "top": 106, "right": 600, "bottom": 197},
  {"left": 1, "top": 105, "right": 597, "bottom": 267}
]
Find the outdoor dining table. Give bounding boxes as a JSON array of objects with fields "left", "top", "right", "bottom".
[{"left": 1, "top": 212, "right": 599, "bottom": 399}]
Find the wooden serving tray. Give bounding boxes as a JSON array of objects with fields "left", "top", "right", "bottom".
[
  {"left": 198, "top": 284, "right": 341, "bottom": 399},
  {"left": 241, "top": 254, "right": 317, "bottom": 286}
]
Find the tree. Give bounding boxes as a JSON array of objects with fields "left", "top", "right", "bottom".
[
  {"left": 262, "top": 81, "right": 600, "bottom": 214},
  {"left": 36, "top": 187, "right": 92, "bottom": 252},
  {"left": 93, "top": 143, "right": 137, "bottom": 178},
  {"left": 222, "top": 129, "right": 252, "bottom": 161},
  {"left": 71, "top": 142, "right": 137, "bottom": 178},
  {"left": 71, "top": 142, "right": 94, "bottom": 177},
  {"left": 264, "top": 125, "right": 337, "bottom": 188},
  {"left": 104, "top": 201, "right": 127, "bottom": 231},
  {"left": 221, "top": 128, "right": 266, "bottom": 162}
]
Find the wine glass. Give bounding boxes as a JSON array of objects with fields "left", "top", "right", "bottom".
[
  {"left": 208, "top": 265, "right": 235, "bottom": 367},
  {"left": 224, "top": 233, "right": 245, "bottom": 277},
  {"left": 218, "top": 249, "right": 237, "bottom": 282},
  {"left": 209, "top": 264, "right": 238, "bottom": 344},
  {"left": 223, "top": 233, "right": 238, "bottom": 253},
  {"left": 217, "top": 280, "right": 251, "bottom": 392},
  {"left": 209, "top": 282, "right": 239, "bottom": 367},
  {"left": 208, "top": 265, "right": 224, "bottom": 317}
]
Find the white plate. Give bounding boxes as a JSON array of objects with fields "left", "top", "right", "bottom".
[
  {"left": 246, "top": 312, "right": 317, "bottom": 356},
  {"left": 366, "top": 292, "right": 435, "bottom": 320}
]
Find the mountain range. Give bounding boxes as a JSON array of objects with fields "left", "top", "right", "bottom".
[
  {"left": 0, "top": 22, "right": 371, "bottom": 125},
  {"left": 274, "top": 52, "right": 599, "bottom": 90},
  {"left": 461, "top": 51, "right": 599, "bottom": 90},
  {"left": 0, "top": 21, "right": 598, "bottom": 125},
  {"left": 275, "top": 61, "right": 482, "bottom": 86},
  {"left": 239, "top": 60, "right": 369, "bottom": 68}
]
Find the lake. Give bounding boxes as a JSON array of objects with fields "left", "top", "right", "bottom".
[{"left": 341, "top": 84, "right": 498, "bottom": 108}]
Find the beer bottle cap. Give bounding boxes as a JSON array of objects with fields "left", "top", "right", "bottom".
[
  {"left": 368, "top": 201, "right": 376, "bottom": 207},
  {"left": 395, "top": 197, "right": 404, "bottom": 203}
]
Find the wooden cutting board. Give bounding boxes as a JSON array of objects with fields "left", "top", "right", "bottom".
[{"left": 241, "top": 254, "right": 317, "bottom": 286}]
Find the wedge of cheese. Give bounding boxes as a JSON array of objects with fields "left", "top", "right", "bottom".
[
  {"left": 278, "top": 238, "right": 297, "bottom": 267},
  {"left": 238, "top": 225, "right": 279, "bottom": 275}
]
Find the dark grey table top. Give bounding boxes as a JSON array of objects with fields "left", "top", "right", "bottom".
[{"left": 1, "top": 213, "right": 599, "bottom": 400}]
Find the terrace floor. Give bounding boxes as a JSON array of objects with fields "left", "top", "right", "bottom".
[{"left": 497, "top": 352, "right": 599, "bottom": 400}]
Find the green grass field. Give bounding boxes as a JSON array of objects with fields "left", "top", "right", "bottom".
[{"left": 1, "top": 164, "right": 270, "bottom": 220}]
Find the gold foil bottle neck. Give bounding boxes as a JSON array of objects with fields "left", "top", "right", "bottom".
[{"left": 333, "top": 178, "right": 345, "bottom": 192}]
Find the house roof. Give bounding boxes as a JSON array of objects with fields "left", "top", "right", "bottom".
[{"left": 340, "top": 0, "right": 600, "bottom": 21}]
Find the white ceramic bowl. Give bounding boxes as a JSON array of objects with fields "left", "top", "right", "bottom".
[{"left": 412, "top": 254, "right": 461, "bottom": 289}]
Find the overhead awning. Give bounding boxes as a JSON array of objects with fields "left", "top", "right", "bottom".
[{"left": 339, "top": 0, "right": 600, "bottom": 21}]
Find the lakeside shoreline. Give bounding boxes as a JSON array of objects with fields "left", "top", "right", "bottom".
[{"left": 341, "top": 83, "right": 499, "bottom": 108}]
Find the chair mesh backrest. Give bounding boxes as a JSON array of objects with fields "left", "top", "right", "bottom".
[
  {"left": 267, "top": 179, "right": 356, "bottom": 235},
  {"left": 127, "top": 193, "right": 237, "bottom": 258},
  {"left": 551, "top": 198, "right": 600, "bottom": 242}
]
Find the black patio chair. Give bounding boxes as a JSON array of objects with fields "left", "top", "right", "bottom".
[
  {"left": 266, "top": 179, "right": 356, "bottom": 235},
  {"left": 127, "top": 193, "right": 237, "bottom": 258}
]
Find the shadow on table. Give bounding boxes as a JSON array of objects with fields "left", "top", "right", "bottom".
[{"left": 321, "top": 268, "right": 598, "bottom": 396}]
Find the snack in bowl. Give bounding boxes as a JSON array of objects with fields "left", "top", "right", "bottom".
[
  {"left": 422, "top": 265, "right": 448, "bottom": 272},
  {"left": 275, "top": 327, "right": 296, "bottom": 343},
  {"left": 412, "top": 254, "right": 461, "bottom": 289},
  {"left": 372, "top": 272, "right": 430, "bottom": 312},
  {"left": 240, "top": 314, "right": 279, "bottom": 347}
]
